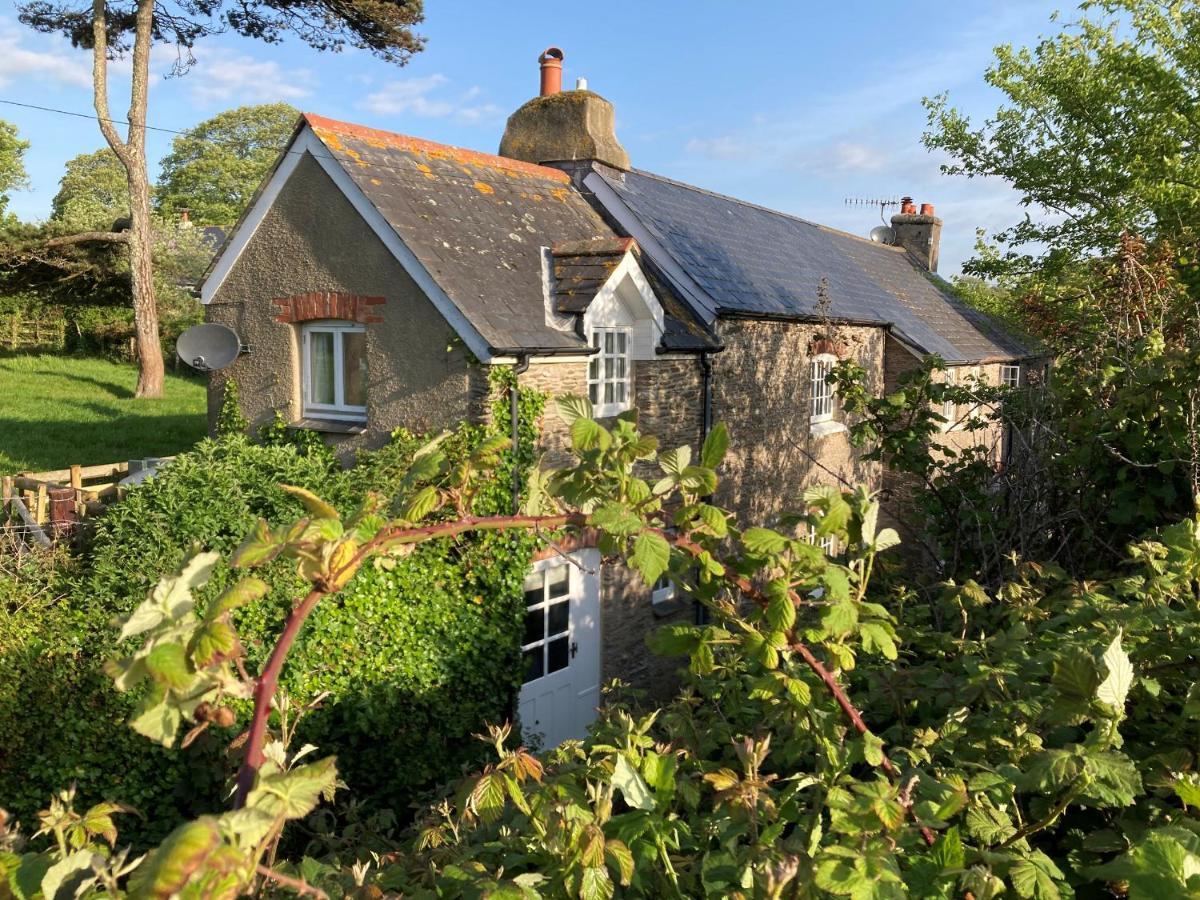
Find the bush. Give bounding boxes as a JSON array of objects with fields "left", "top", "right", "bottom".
[{"left": 0, "top": 381, "right": 543, "bottom": 844}]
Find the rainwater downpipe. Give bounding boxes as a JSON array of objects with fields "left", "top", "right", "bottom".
[
  {"left": 511, "top": 354, "right": 530, "bottom": 514},
  {"left": 696, "top": 352, "right": 714, "bottom": 625}
]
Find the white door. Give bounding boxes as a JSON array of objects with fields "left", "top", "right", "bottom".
[{"left": 518, "top": 550, "right": 601, "bottom": 748}]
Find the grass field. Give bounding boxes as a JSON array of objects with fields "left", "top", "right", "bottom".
[{"left": 0, "top": 353, "right": 208, "bottom": 474}]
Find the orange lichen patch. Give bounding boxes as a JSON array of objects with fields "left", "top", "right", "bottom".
[
  {"left": 304, "top": 112, "right": 571, "bottom": 184},
  {"left": 473, "top": 181, "right": 495, "bottom": 195},
  {"left": 415, "top": 163, "right": 437, "bottom": 181},
  {"left": 550, "top": 187, "right": 570, "bottom": 202},
  {"left": 370, "top": 178, "right": 382, "bottom": 185}
]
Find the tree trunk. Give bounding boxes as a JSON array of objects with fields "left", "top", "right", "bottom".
[{"left": 91, "top": 0, "right": 164, "bottom": 398}]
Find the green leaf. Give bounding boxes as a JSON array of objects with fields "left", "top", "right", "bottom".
[
  {"left": 40, "top": 849, "right": 94, "bottom": 900},
  {"left": 766, "top": 587, "right": 797, "bottom": 634},
  {"left": 695, "top": 504, "right": 728, "bottom": 537},
  {"left": 119, "top": 552, "right": 220, "bottom": 640},
  {"left": 822, "top": 600, "right": 858, "bottom": 637},
  {"left": 571, "top": 417, "right": 609, "bottom": 451},
  {"left": 130, "top": 696, "right": 184, "bottom": 747},
  {"left": 862, "top": 731, "right": 885, "bottom": 766},
  {"left": 591, "top": 502, "right": 642, "bottom": 537},
  {"left": 190, "top": 619, "right": 238, "bottom": 667},
  {"left": 659, "top": 446, "right": 692, "bottom": 475},
  {"left": 1097, "top": 631, "right": 1134, "bottom": 714},
  {"left": 874, "top": 527, "right": 901, "bottom": 552},
  {"left": 1174, "top": 773, "right": 1200, "bottom": 810},
  {"left": 646, "top": 624, "right": 702, "bottom": 657},
  {"left": 1010, "top": 850, "right": 1064, "bottom": 899},
  {"left": 231, "top": 519, "right": 283, "bottom": 569},
  {"left": 209, "top": 577, "right": 269, "bottom": 618},
  {"left": 247, "top": 756, "right": 339, "bottom": 822},
  {"left": 1081, "top": 750, "right": 1142, "bottom": 807},
  {"left": 860, "top": 621, "right": 898, "bottom": 659},
  {"left": 555, "top": 394, "right": 593, "bottom": 426},
  {"left": 400, "top": 485, "right": 440, "bottom": 523},
  {"left": 1052, "top": 648, "right": 1101, "bottom": 700},
  {"left": 612, "top": 756, "right": 655, "bottom": 811},
  {"left": 742, "top": 527, "right": 790, "bottom": 555},
  {"left": 279, "top": 484, "right": 339, "bottom": 519},
  {"left": 700, "top": 422, "right": 729, "bottom": 469},
  {"left": 127, "top": 817, "right": 223, "bottom": 898},
  {"left": 630, "top": 531, "right": 670, "bottom": 586},
  {"left": 605, "top": 839, "right": 635, "bottom": 886},
  {"left": 580, "top": 865, "right": 613, "bottom": 900},
  {"left": 1090, "top": 827, "right": 1200, "bottom": 898},
  {"left": 145, "top": 643, "right": 191, "bottom": 691}
]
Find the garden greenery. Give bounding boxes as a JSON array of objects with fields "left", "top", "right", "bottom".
[
  {"left": 0, "top": 371, "right": 546, "bottom": 846},
  {"left": 4, "top": 395, "right": 1200, "bottom": 898}
]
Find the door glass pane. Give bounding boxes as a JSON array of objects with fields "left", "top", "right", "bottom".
[
  {"left": 523, "top": 571, "right": 544, "bottom": 606},
  {"left": 342, "top": 330, "right": 367, "bottom": 407},
  {"left": 617, "top": 331, "right": 627, "bottom": 353},
  {"left": 523, "top": 648, "right": 543, "bottom": 683},
  {"left": 547, "top": 600, "right": 569, "bottom": 636},
  {"left": 523, "top": 609, "right": 544, "bottom": 646},
  {"left": 605, "top": 382, "right": 614, "bottom": 403},
  {"left": 547, "top": 637, "right": 569, "bottom": 673},
  {"left": 546, "top": 565, "right": 568, "bottom": 598},
  {"left": 308, "top": 331, "right": 335, "bottom": 406},
  {"left": 589, "top": 383, "right": 599, "bottom": 403},
  {"left": 604, "top": 331, "right": 613, "bottom": 353}
]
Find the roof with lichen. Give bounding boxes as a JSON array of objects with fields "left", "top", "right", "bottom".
[
  {"left": 304, "top": 114, "right": 712, "bottom": 353},
  {"left": 587, "top": 166, "right": 1036, "bottom": 363}
]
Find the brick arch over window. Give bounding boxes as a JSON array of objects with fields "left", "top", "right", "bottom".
[{"left": 272, "top": 291, "right": 385, "bottom": 325}]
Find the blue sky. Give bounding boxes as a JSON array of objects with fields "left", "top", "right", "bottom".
[{"left": 0, "top": 0, "right": 1065, "bottom": 273}]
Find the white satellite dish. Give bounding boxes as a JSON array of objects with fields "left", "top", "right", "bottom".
[
  {"left": 176, "top": 323, "right": 244, "bottom": 372},
  {"left": 869, "top": 225, "right": 897, "bottom": 245}
]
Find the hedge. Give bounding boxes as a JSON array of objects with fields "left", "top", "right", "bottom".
[{"left": 0, "top": 373, "right": 545, "bottom": 845}]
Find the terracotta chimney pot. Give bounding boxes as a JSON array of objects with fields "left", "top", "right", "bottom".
[
  {"left": 900, "top": 196, "right": 916, "bottom": 215},
  {"left": 920, "top": 203, "right": 935, "bottom": 216},
  {"left": 539, "top": 47, "right": 564, "bottom": 97}
]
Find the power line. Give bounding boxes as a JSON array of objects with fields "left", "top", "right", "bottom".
[{"left": 0, "top": 98, "right": 190, "bottom": 136}]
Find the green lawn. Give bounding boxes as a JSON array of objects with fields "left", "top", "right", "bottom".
[{"left": 0, "top": 353, "right": 209, "bottom": 474}]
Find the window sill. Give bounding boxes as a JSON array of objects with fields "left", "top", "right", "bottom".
[
  {"left": 592, "top": 403, "right": 631, "bottom": 420},
  {"left": 809, "top": 420, "right": 846, "bottom": 438},
  {"left": 651, "top": 597, "right": 690, "bottom": 618},
  {"left": 291, "top": 417, "right": 367, "bottom": 435}
]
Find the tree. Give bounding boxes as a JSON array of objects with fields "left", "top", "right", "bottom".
[
  {"left": 924, "top": 0, "right": 1200, "bottom": 281},
  {"left": 156, "top": 103, "right": 299, "bottom": 225},
  {"left": 49, "top": 148, "right": 127, "bottom": 232},
  {"left": 0, "top": 119, "right": 30, "bottom": 219},
  {"left": 17, "top": 0, "right": 426, "bottom": 399}
]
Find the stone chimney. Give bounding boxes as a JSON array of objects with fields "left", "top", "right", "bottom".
[
  {"left": 499, "top": 47, "right": 630, "bottom": 170},
  {"left": 890, "top": 197, "right": 942, "bottom": 273}
]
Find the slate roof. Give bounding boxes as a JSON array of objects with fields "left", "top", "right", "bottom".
[
  {"left": 550, "top": 236, "right": 634, "bottom": 314},
  {"left": 305, "top": 115, "right": 711, "bottom": 354},
  {"left": 589, "top": 167, "right": 1035, "bottom": 363}
]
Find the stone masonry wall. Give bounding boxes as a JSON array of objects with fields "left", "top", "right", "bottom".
[{"left": 711, "top": 319, "right": 885, "bottom": 527}]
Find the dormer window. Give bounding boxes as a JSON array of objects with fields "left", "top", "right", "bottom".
[{"left": 588, "top": 327, "right": 632, "bottom": 417}]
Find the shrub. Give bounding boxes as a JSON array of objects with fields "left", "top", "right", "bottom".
[{"left": 0, "top": 375, "right": 544, "bottom": 844}]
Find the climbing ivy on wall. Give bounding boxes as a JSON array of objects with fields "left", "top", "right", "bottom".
[{"left": 0, "top": 367, "right": 547, "bottom": 843}]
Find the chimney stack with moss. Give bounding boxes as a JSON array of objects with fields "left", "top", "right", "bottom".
[
  {"left": 499, "top": 47, "right": 630, "bottom": 171},
  {"left": 890, "top": 197, "right": 943, "bottom": 273}
]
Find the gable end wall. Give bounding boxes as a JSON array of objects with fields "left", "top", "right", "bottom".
[{"left": 204, "top": 153, "right": 485, "bottom": 452}]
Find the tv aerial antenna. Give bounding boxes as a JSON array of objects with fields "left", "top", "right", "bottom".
[{"left": 845, "top": 197, "right": 901, "bottom": 245}]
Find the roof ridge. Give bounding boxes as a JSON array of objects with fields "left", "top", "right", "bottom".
[
  {"left": 624, "top": 167, "right": 906, "bottom": 252},
  {"left": 303, "top": 113, "right": 570, "bottom": 184}
]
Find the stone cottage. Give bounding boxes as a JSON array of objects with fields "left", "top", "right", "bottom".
[{"left": 199, "top": 49, "right": 1037, "bottom": 746}]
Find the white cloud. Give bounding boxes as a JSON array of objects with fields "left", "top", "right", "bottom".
[
  {"left": 685, "top": 135, "right": 753, "bottom": 161},
  {"left": 361, "top": 74, "right": 501, "bottom": 123},
  {"left": 0, "top": 25, "right": 91, "bottom": 89},
  {"left": 184, "top": 47, "right": 312, "bottom": 104}
]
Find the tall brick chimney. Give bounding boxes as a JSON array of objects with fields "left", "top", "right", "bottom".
[
  {"left": 890, "top": 197, "right": 942, "bottom": 273},
  {"left": 499, "top": 47, "right": 630, "bottom": 170}
]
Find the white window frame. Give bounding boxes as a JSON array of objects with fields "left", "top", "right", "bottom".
[
  {"left": 521, "top": 561, "right": 574, "bottom": 685},
  {"left": 805, "top": 527, "right": 835, "bottom": 555},
  {"left": 942, "top": 368, "right": 957, "bottom": 431},
  {"left": 1001, "top": 364, "right": 1021, "bottom": 389},
  {"left": 301, "top": 321, "right": 367, "bottom": 422},
  {"left": 587, "top": 326, "right": 633, "bottom": 418},
  {"left": 651, "top": 573, "right": 677, "bottom": 606},
  {"left": 809, "top": 354, "right": 837, "bottom": 430}
]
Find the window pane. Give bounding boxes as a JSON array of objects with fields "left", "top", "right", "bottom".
[
  {"left": 547, "top": 637, "right": 569, "bottom": 673},
  {"left": 343, "top": 330, "right": 367, "bottom": 407},
  {"left": 523, "top": 570, "right": 544, "bottom": 607},
  {"left": 604, "top": 331, "right": 613, "bottom": 353},
  {"left": 605, "top": 382, "right": 614, "bottom": 403},
  {"left": 308, "top": 331, "right": 335, "bottom": 406},
  {"left": 546, "top": 565, "right": 569, "bottom": 598},
  {"left": 523, "top": 609, "right": 544, "bottom": 646},
  {"left": 617, "top": 382, "right": 626, "bottom": 403},
  {"left": 547, "top": 600, "right": 569, "bottom": 636},
  {"left": 589, "top": 383, "right": 599, "bottom": 403},
  {"left": 523, "top": 648, "right": 543, "bottom": 683},
  {"left": 589, "top": 357, "right": 599, "bottom": 380}
]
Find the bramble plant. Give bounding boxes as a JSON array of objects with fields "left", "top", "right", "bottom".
[{"left": 4, "top": 396, "right": 1200, "bottom": 897}]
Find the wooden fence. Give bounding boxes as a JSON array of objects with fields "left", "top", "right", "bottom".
[
  {"left": 1, "top": 459, "right": 168, "bottom": 551},
  {"left": 0, "top": 310, "right": 67, "bottom": 352}
]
